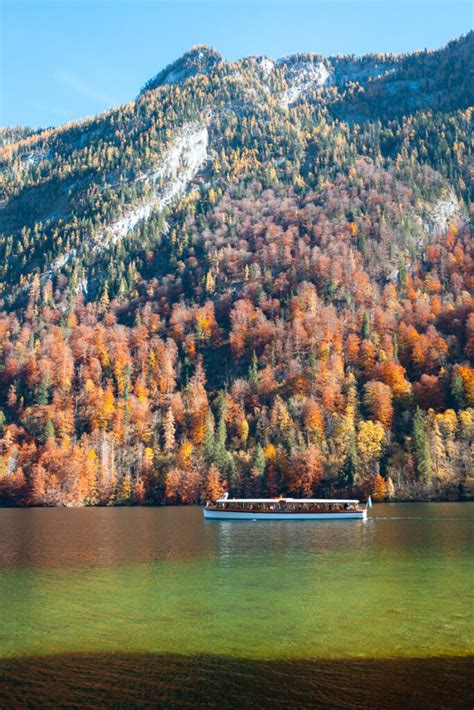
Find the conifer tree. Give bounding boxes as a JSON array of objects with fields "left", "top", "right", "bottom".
[
  {"left": 248, "top": 351, "right": 259, "bottom": 388},
  {"left": 451, "top": 373, "right": 465, "bottom": 410},
  {"left": 362, "top": 312, "right": 371, "bottom": 340},
  {"left": 412, "top": 407, "right": 431, "bottom": 482},
  {"left": 45, "top": 419, "right": 55, "bottom": 441},
  {"left": 341, "top": 433, "right": 358, "bottom": 486},
  {"left": 36, "top": 378, "right": 50, "bottom": 406},
  {"left": 204, "top": 410, "right": 216, "bottom": 463},
  {"left": 252, "top": 444, "right": 266, "bottom": 477}
]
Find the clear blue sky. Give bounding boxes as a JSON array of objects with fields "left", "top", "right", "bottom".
[{"left": 1, "top": 0, "right": 471, "bottom": 128}]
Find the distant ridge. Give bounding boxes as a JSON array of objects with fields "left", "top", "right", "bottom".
[{"left": 140, "top": 45, "right": 223, "bottom": 93}]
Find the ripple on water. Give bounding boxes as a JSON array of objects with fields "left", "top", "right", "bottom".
[{"left": 0, "top": 503, "right": 472, "bottom": 705}]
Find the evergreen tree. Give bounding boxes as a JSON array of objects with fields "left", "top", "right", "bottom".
[
  {"left": 123, "top": 364, "right": 131, "bottom": 402},
  {"left": 36, "top": 378, "right": 50, "bottom": 406},
  {"left": 412, "top": 407, "right": 431, "bottom": 482},
  {"left": 362, "top": 312, "right": 371, "bottom": 340},
  {"left": 204, "top": 410, "right": 216, "bottom": 463},
  {"left": 340, "top": 433, "right": 358, "bottom": 487},
  {"left": 397, "top": 257, "right": 407, "bottom": 295},
  {"left": 215, "top": 397, "right": 229, "bottom": 473},
  {"left": 252, "top": 444, "right": 266, "bottom": 477},
  {"left": 357, "top": 225, "right": 367, "bottom": 253},
  {"left": 451, "top": 373, "right": 465, "bottom": 410},
  {"left": 248, "top": 351, "right": 259, "bottom": 388},
  {"left": 45, "top": 419, "right": 55, "bottom": 441}
]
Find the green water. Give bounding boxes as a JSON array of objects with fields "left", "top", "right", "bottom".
[{"left": 0, "top": 504, "right": 473, "bottom": 707}]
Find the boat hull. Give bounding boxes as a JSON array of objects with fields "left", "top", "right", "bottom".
[{"left": 203, "top": 509, "right": 367, "bottom": 520}]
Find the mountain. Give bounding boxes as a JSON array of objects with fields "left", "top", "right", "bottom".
[
  {"left": 0, "top": 35, "right": 472, "bottom": 506},
  {"left": 140, "top": 45, "right": 223, "bottom": 92}
]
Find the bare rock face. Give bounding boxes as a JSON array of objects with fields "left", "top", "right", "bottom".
[
  {"left": 277, "top": 55, "right": 331, "bottom": 106},
  {"left": 98, "top": 123, "right": 209, "bottom": 248},
  {"left": 424, "top": 191, "right": 464, "bottom": 236}
]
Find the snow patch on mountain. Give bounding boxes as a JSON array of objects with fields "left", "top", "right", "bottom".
[
  {"left": 19, "top": 150, "right": 50, "bottom": 167},
  {"left": 50, "top": 250, "right": 76, "bottom": 271},
  {"left": 253, "top": 56, "right": 275, "bottom": 77},
  {"left": 279, "top": 60, "right": 330, "bottom": 107},
  {"left": 147, "top": 124, "right": 208, "bottom": 206},
  {"left": 40, "top": 249, "right": 76, "bottom": 284},
  {"left": 105, "top": 204, "right": 155, "bottom": 246},
  {"left": 159, "top": 64, "right": 198, "bottom": 86},
  {"left": 101, "top": 123, "right": 208, "bottom": 246},
  {"left": 243, "top": 56, "right": 275, "bottom": 78},
  {"left": 35, "top": 123, "right": 209, "bottom": 290}
]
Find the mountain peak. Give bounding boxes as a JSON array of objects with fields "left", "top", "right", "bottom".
[{"left": 140, "top": 45, "right": 223, "bottom": 94}]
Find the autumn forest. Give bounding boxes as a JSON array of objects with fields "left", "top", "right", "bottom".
[{"left": 0, "top": 37, "right": 472, "bottom": 506}]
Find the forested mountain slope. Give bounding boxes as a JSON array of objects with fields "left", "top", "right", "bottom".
[{"left": 0, "top": 34, "right": 472, "bottom": 505}]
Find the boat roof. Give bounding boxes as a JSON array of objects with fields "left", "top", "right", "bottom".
[{"left": 217, "top": 498, "right": 360, "bottom": 504}]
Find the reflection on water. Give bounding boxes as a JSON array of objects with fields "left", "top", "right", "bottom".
[
  {"left": 0, "top": 503, "right": 471, "bottom": 570},
  {"left": 0, "top": 507, "right": 217, "bottom": 568},
  {"left": 0, "top": 504, "right": 472, "bottom": 706}
]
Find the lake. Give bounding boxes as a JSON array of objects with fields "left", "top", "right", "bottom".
[{"left": 0, "top": 503, "right": 473, "bottom": 708}]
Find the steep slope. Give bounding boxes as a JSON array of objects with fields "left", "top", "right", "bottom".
[
  {"left": 0, "top": 34, "right": 471, "bottom": 306},
  {"left": 0, "top": 35, "right": 472, "bottom": 506}
]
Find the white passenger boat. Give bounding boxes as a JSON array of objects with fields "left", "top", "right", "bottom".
[{"left": 203, "top": 495, "right": 369, "bottom": 520}]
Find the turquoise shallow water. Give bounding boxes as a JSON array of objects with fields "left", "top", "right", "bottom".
[{"left": 0, "top": 503, "right": 472, "bottom": 707}]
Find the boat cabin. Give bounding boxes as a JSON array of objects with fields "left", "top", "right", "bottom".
[{"left": 207, "top": 497, "right": 362, "bottom": 513}]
